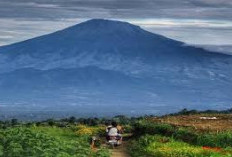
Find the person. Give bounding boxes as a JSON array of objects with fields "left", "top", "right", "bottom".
[
  {"left": 105, "top": 121, "right": 112, "bottom": 133},
  {"left": 106, "top": 121, "right": 122, "bottom": 143}
]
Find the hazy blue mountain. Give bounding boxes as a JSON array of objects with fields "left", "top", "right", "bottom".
[{"left": 0, "top": 19, "right": 231, "bottom": 120}]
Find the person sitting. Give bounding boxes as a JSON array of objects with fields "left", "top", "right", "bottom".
[
  {"left": 106, "top": 121, "right": 122, "bottom": 143},
  {"left": 105, "top": 121, "right": 112, "bottom": 133}
]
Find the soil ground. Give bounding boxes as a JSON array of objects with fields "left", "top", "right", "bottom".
[
  {"left": 111, "top": 142, "right": 130, "bottom": 157},
  {"left": 151, "top": 114, "right": 232, "bottom": 132}
]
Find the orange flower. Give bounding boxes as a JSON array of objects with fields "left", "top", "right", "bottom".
[{"left": 202, "top": 146, "right": 221, "bottom": 152}]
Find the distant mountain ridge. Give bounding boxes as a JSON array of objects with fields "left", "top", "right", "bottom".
[{"left": 0, "top": 19, "right": 231, "bottom": 120}]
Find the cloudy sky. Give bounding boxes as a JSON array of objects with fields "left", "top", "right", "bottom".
[{"left": 0, "top": 0, "right": 232, "bottom": 53}]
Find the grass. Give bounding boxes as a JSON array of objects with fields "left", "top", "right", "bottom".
[
  {"left": 30, "top": 126, "right": 77, "bottom": 141},
  {"left": 129, "top": 135, "right": 232, "bottom": 157},
  {"left": 197, "top": 132, "right": 232, "bottom": 148},
  {"left": 133, "top": 119, "right": 232, "bottom": 148},
  {"left": 130, "top": 116, "right": 232, "bottom": 157}
]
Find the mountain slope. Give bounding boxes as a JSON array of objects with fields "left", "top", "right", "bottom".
[{"left": 0, "top": 19, "right": 231, "bottom": 120}]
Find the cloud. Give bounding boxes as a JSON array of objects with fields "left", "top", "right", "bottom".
[
  {"left": 0, "top": 0, "right": 232, "bottom": 20},
  {"left": 0, "top": 0, "right": 232, "bottom": 54},
  {"left": 0, "top": 18, "right": 87, "bottom": 46},
  {"left": 130, "top": 19, "right": 232, "bottom": 28},
  {"left": 195, "top": 45, "right": 232, "bottom": 55}
]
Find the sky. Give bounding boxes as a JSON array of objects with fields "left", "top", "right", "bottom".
[{"left": 0, "top": 0, "right": 232, "bottom": 54}]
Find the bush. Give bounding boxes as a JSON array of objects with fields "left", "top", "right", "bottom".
[
  {"left": 197, "top": 132, "right": 232, "bottom": 148},
  {"left": 133, "top": 120, "right": 175, "bottom": 136},
  {"left": 123, "top": 125, "right": 133, "bottom": 134},
  {"left": 173, "top": 128, "right": 198, "bottom": 144},
  {"left": 93, "top": 148, "right": 110, "bottom": 157},
  {"left": 76, "top": 125, "right": 105, "bottom": 136}
]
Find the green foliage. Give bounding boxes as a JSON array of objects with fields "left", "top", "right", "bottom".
[
  {"left": 0, "top": 127, "right": 109, "bottom": 157},
  {"left": 197, "top": 132, "right": 232, "bottom": 148},
  {"left": 47, "top": 119, "right": 55, "bottom": 126},
  {"left": 129, "top": 135, "right": 232, "bottom": 157},
  {"left": 59, "top": 115, "right": 135, "bottom": 126},
  {"left": 169, "top": 108, "right": 232, "bottom": 116},
  {"left": 133, "top": 120, "right": 175, "bottom": 136},
  {"left": 123, "top": 124, "right": 133, "bottom": 134},
  {"left": 133, "top": 120, "right": 232, "bottom": 149},
  {"left": 11, "top": 119, "right": 18, "bottom": 126},
  {"left": 93, "top": 148, "right": 110, "bottom": 157},
  {"left": 112, "top": 115, "right": 131, "bottom": 125},
  {"left": 173, "top": 128, "right": 198, "bottom": 144},
  {"left": 68, "top": 117, "right": 76, "bottom": 124}
]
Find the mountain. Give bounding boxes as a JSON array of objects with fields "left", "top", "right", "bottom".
[{"left": 0, "top": 19, "right": 231, "bottom": 120}]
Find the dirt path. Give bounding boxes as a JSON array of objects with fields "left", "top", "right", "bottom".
[
  {"left": 111, "top": 146, "right": 130, "bottom": 157},
  {"left": 110, "top": 141, "right": 131, "bottom": 157}
]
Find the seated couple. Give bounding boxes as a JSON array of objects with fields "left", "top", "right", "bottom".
[{"left": 106, "top": 121, "right": 123, "bottom": 142}]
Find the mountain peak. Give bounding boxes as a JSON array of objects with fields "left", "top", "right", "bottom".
[
  {"left": 82, "top": 19, "right": 122, "bottom": 24},
  {"left": 79, "top": 19, "right": 139, "bottom": 27},
  {"left": 82, "top": 19, "right": 134, "bottom": 27},
  {"left": 65, "top": 18, "right": 142, "bottom": 34}
]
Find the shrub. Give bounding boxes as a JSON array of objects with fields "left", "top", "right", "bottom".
[
  {"left": 76, "top": 125, "right": 105, "bottom": 136},
  {"left": 173, "top": 128, "right": 198, "bottom": 144},
  {"left": 93, "top": 148, "right": 110, "bottom": 157},
  {"left": 197, "top": 132, "right": 232, "bottom": 148},
  {"left": 133, "top": 120, "right": 175, "bottom": 136}
]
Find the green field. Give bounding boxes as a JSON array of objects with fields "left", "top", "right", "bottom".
[
  {"left": 129, "top": 135, "right": 232, "bottom": 157},
  {"left": 1, "top": 110, "right": 232, "bottom": 157},
  {"left": 129, "top": 120, "right": 232, "bottom": 157},
  {"left": 0, "top": 125, "right": 109, "bottom": 157}
]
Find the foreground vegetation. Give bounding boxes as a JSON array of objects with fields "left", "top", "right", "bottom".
[
  {"left": 0, "top": 108, "right": 232, "bottom": 157},
  {"left": 133, "top": 120, "right": 232, "bottom": 148},
  {"left": 0, "top": 126, "right": 109, "bottom": 157},
  {"left": 130, "top": 120, "right": 232, "bottom": 157},
  {"left": 130, "top": 135, "right": 232, "bottom": 157}
]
